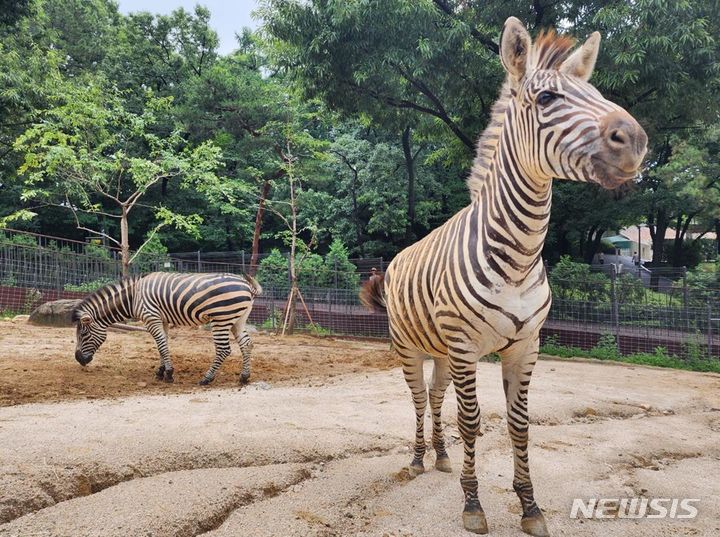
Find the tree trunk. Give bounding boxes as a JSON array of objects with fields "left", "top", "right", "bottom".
[
  {"left": 649, "top": 212, "right": 668, "bottom": 266},
  {"left": 120, "top": 207, "right": 130, "bottom": 278},
  {"left": 402, "top": 126, "right": 416, "bottom": 237},
  {"left": 648, "top": 211, "right": 669, "bottom": 291},
  {"left": 283, "top": 171, "right": 298, "bottom": 335},
  {"left": 249, "top": 179, "right": 271, "bottom": 276},
  {"left": 583, "top": 226, "right": 605, "bottom": 264},
  {"left": 715, "top": 218, "right": 720, "bottom": 257}
]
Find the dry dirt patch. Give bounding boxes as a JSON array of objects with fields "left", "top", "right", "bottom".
[{"left": 0, "top": 320, "right": 395, "bottom": 406}]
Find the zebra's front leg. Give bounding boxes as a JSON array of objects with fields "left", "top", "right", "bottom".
[
  {"left": 199, "top": 324, "right": 232, "bottom": 385},
  {"left": 400, "top": 351, "right": 427, "bottom": 477},
  {"left": 429, "top": 357, "right": 452, "bottom": 473},
  {"left": 451, "top": 354, "right": 487, "bottom": 534},
  {"left": 501, "top": 338, "right": 549, "bottom": 537},
  {"left": 145, "top": 318, "right": 174, "bottom": 383}
]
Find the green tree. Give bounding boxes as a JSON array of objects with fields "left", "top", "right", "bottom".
[{"left": 13, "top": 81, "right": 222, "bottom": 276}]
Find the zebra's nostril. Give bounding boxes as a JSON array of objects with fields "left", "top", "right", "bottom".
[{"left": 610, "top": 130, "right": 626, "bottom": 145}]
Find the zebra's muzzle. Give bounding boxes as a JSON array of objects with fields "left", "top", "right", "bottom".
[{"left": 75, "top": 350, "right": 93, "bottom": 366}]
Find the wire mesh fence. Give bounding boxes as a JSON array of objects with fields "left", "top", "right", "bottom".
[{"left": 1, "top": 229, "right": 718, "bottom": 361}]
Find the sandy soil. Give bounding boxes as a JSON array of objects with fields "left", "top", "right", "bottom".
[
  {"left": 1, "top": 321, "right": 719, "bottom": 536},
  {"left": 0, "top": 320, "right": 395, "bottom": 406}
]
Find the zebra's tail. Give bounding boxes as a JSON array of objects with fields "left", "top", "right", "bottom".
[
  {"left": 244, "top": 273, "right": 263, "bottom": 297},
  {"left": 359, "top": 274, "right": 386, "bottom": 313}
]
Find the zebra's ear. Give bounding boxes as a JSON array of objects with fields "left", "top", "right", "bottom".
[
  {"left": 560, "top": 31, "right": 601, "bottom": 81},
  {"left": 499, "top": 17, "right": 532, "bottom": 83},
  {"left": 80, "top": 313, "right": 92, "bottom": 325}
]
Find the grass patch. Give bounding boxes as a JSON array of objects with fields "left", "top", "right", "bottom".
[{"left": 540, "top": 338, "right": 720, "bottom": 374}]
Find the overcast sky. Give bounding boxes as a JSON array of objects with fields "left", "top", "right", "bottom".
[{"left": 116, "top": 0, "right": 261, "bottom": 55}]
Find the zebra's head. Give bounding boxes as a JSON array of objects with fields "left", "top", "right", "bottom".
[
  {"left": 497, "top": 17, "right": 647, "bottom": 189},
  {"left": 72, "top": 308, "right": 106, "bottom": 365}
]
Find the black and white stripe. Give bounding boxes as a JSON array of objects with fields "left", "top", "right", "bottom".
[
  {"left": 361, "top": 18, "right": 646, "bottom": 537},
  {"left": 73, "top": 272, "right": 262, "bottom": 384}
]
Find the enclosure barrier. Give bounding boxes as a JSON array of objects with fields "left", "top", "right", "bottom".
[{"left": 1, "top": 229, "right": 718, "bottom": 361}]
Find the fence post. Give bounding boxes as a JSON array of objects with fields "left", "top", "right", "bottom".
[
  {"left": 197, "top": 250, "right": 202, "bottom": 273},
  {"left": 708, "top": 301, "right": 713, "bottom": 360},
  {"left": 682, "top": 267, "right": 690, "bottom": 331},
  {"left": 241, "top": 250, "right": 246, "bottom": 273},
  {"left": 610, "top": 264, "right": 620, "bottom": 352}
]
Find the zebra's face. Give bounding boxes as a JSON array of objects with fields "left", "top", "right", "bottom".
[
  {"left": 500, "top": 18, "right": 647, "bottom": 189},
  {"left": 74, "top": 311, "right": 106, "bottom": 365}
]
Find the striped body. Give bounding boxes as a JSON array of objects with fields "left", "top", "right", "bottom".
[
  {"left": 73, "top": 272, "right": 262, "bottom": 384},
  {"left": 362, "top": 18, "right": 646, "bottom": 536}
]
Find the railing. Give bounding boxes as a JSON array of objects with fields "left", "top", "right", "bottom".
[{"left": 1, "top": 231, "right": 717, "bottom": 360}]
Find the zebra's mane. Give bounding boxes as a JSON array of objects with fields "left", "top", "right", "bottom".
[
  {"left": 72, "top": 276, "right": 138, "bottom": 322},
  {"left": 467, "top": 30, "right": 576, "bottom": 201}
]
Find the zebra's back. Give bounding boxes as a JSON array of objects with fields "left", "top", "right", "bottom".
[{"left": 134, "top": 272, "right": 258, "bottom": 327}]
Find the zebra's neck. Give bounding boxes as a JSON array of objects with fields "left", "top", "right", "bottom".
[
  {"left": 468, "top": 108, "right": 552, "bottom": 283},
  {"left": 83, "top": 277, "right": 137, "bottom": 326}
]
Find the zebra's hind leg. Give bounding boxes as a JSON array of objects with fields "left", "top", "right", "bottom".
[
  {"left": 399, "top": 348, "right": 428, "bottom": 477},
  {"left": 501, "top": 338, "right": 549, "bottom": 537},
  {"left": 199, "top": 322, "right": 232, "bottom": 385},
  {"left": 145, "top": 318, "right": 174, "bottom": 383},
  {"left": 450, "top": 352, "right": 487, "bottom": 534},
  {"left": 429, "top": 357, "right": 452, "bottom": 473},
  {"left": 237, "top": 331, "right": 252, "bottom": 383},
  {"left": 231, "top": 321, "right": 252, "bottom": 384}
]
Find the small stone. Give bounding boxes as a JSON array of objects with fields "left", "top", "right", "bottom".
[
  {"left": 639, "top": 404, "right": 652, "bottom": 411},
  {"left": 255, "top": 381, "right": 271, "bottom": 390},
  {"left": 136, "top": 382, "right": 147, "bottom": 388}
]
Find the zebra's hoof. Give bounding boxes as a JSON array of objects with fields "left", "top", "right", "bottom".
[
  {"left": 239, "top": 373, "right": 250, "bottom": 384},
  {"left": 155, "top": 367, "right": 165, "bottom": 380},
  {"left": 198, "top": 378, "right": 211, "bottom": 386},
  {"left": 407, "top": 463, "right": 425, "bottom": 478},
  {"left": 521, "top": 514, "right": 549, "bottom": 537},
  {"left": 163, "top": 370, "right": 174, "bottom": 383},
  {"left": 462, "top": 510, "right": 488, "bottom": 534},
  {"left": 435, "top": 455, "right": 452, "bottom": 473}
]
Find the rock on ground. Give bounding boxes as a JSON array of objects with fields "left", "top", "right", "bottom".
[{"left": 28, "top": 299, "right": 81, "bottom": 327}]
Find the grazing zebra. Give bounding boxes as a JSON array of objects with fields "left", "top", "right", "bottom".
[
  {"left": 361, "top": 18, "right": 646, "bottom": 536},
  {"left": 72, "top": 272, "right": 262, "bottom": 384}
]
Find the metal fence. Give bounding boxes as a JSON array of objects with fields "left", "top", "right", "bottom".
[{"left": 1, "top": 229, "right": 718, "bottom": 361}]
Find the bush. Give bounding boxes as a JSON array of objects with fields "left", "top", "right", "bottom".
[
  {"left": 549, "top": 256, "right": 610, "bottom": 302},
  {"left": 256, "top": 240, "right": 360, "bottom": 290},
  {"left": 257, "top": 249, "right": 290, "bottom": 289},
  {"left": 615, "top": 273, "right": 646, "bottom": 303},
  {"left": 324, "top": 239, "right": 359, "bottom": 288},
  {"left": 297, "top": 253, "right": 327, "bottom": 287},
  {"left": 84, "top": 242, "right": 112, "bottom": 260},
  {"left": 64, "top": 278, "right": 116, "bottom": 292},
  {"left": 0, "top": 232, "right": 37, "bottom": 247},
  {"left": 133, "top": 234, "right": 170, "bottom": 273}
]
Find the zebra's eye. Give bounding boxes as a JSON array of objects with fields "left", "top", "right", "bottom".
[{"left": 537, "top": 91, "right": 560, "bottom": 106}]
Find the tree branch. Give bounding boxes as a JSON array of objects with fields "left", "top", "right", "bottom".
[{"left": 431, "top": 0, "right": 498, "bottom": 54}]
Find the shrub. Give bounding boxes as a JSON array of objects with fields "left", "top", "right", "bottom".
[
  {"left": 549, "top": 256, "right": 609, "bottom": 302},
  {"left": 257, "top": 249, "right": 290, "bottom": 289},
  {"left": 64, "top": 278, "right": 116, "bottom": 292},
  {"left": 324, "top": 239, "right": 359, "bottom": 288},
  {"left": 133, "top": 234, "right": 170, "bottom": 273},
  {"left": 615, "top": 273, "right": 646, "bottom": 303},
  {"left": 84, "top": 242, "right": 112, "bottom": 260}
]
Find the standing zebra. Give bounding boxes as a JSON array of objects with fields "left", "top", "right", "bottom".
[
  {"left": 73, "top": 272, "right": 262, "bottom": 384},
  {"left": 361, "top": 18, "right": 646, "bottom": 536}
]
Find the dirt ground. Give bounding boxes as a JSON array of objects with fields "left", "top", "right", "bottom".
[
  {"left": 1, "top": 320, "right": 720, "bottom": 536},
  {"left": 0, "top": 320, "right": 396, "bottom": 406}
]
